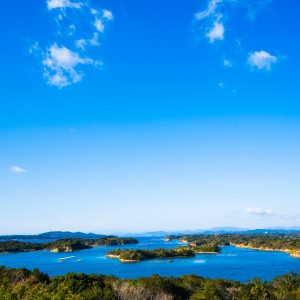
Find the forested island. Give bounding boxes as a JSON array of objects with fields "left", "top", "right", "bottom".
[
  {"left": 106, "top": 233, "right": 300, "bottom": 262},
  {"left": 106, "top": 246, "right": 196, "bottom": 262},
  {"left": 106, "top": 244, "right": 220, "bottom": 262},
  {"left": 1, "top": 266, "right": 300, "bottom": 299},
  {"left": 167, "top": 234, "right": 300, "bottom": 258},
  {"left": 0, "top": 237, "right": 138, "bottom": 253}
]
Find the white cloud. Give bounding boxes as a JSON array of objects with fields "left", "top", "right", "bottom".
[
  {"left": 89, "top": 33, "right": 100, "bottom": 46},
  {"left": 10, "top": 166, "right": 26, "bottom": 174},
  {"left": 47, "top": 0, "right": 83, "bottom": 10},
  {"left": 75, "top": 38, "right": 87, "bottom": 50},
  {"left": 246, "top": 208, "right": 273, "bottom": 216},
  {"left": 90, "top": 8, "right": 98, "bottom": 15},
  {"left": 248, "top": 50, "right": 278, "bottom": 70},
  {"left": 95, "top": 18, "right": 105, "bottom": 33},
  {"left": 206, "top": 21, "right": 224, "bottom": 42},
  {"left": 102, "top": 9, "right": 113, "bottom": 21},
  {"left": 32, "top": 1, "right": 113, "bottom": 88},
  {"left": 29, "top": 41, "right": 40, "bottom": 55},
  {"left": 195, "top": 0, "right": 222, "bottom": 21},
  {"left": 194, "top": 0, "right": 274, "bottom": 69},
  {"left": 42, "top": 43, "right": 99, "bottom": 88},
  {"left": 195, "top": 1, "right": 225, "bottom": 44}
]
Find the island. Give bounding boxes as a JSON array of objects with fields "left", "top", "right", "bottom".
[
  {"left": 106, "top": 233, "right": 300, "bottom": 263},
  {"left": 44, "top": 239, "right": 92, "bottom": 253},
  {"left": 0, "top": 240, "right": 43, "bottom": 253},
  {"left": 106, "top": 246, "right": 195, "bottom": 262},
  {"left": 0, "top": 237, "right": 138, "bottom": 253},
  {"left": 106, "top": 245, "right": 218, "bottom": 262},
  {"left": 172, "top": 234, "right": 300, "bottom": 258}
]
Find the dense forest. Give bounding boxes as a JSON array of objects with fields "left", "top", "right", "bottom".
[
  {"left": 0, "top": 237, "right": 138, "bottom": 253},
  {"left": 1, "top": 266, "right": 300, "bottom": 299},
  {"left": 107, "top": 247, "right": 196, "bottom": 262},
  {"left": 0, "top": 241, "right": 43, "bottom": 253},
  {"left": 104, "top": 234, "right": 300, "bottom": 262},
  {"left": 168, "top": 234, "right": 300, "bottom": 258}
]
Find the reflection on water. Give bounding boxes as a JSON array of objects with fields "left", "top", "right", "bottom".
[{"left": 194, "top": 259, "right": 206, "bottom": 264}]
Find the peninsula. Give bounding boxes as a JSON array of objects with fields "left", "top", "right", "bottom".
[
  {"left": 0, "top": 237, "right": 138, "bottom": 253},
  {"left": 168, "top": 234, "right": 300, "bottom": 258}
]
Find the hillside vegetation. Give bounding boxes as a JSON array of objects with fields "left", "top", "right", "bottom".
[
  {"left": 1, "top": 267, "right": 300, "bottom": 299},
  {"left": 107, "top": 247, "right": 196, "bottom": 262},
  {"left": 0, "top": 237, "right": 138, "bottom": 253},
  {"left": 172, "top": 234, "right": 300, "bottom": 258}
]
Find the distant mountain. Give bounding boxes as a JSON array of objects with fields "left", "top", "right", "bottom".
[
  {"left": 121, "top": 228, "right": 250, "bottom": 237},
  {"left": 0, "top": 231, "right": 109, "bottom": 240},
  {"left": 266, "top": 226, "right": 300, "bottom": 231},
  {"left": 2, "top": 227, "right": 300, "bottom": 240},
  {"left": 198, "top": 227, "right": 249, "bottom": 234},
  {"left": 37, "top": 231, "right": 108, "bottom": 239},
  {"left": 123, "top": 231, "right": 172, "bottom": 237}
]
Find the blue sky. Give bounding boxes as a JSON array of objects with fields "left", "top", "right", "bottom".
[{"left": 0, "top": 0, "right": 300, "bottom": 234}]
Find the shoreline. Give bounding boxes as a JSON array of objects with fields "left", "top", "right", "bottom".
[
  {"left": 233, "top": 244, "right": 300, "bottom": 258},
  {"left": 106, "top": 253, "right": 196, "bottom": 262}
]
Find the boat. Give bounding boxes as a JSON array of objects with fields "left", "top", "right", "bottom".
[{"left": 58, "top": 256, "right": 76, "bottom": 262}]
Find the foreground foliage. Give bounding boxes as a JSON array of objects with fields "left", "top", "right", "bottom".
[{"left": 1, "top": 266, "right": 300, "bottom": 299}]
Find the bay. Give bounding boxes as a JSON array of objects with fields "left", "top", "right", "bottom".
[{"left": 1, "top": 237, "right": 300, "bottom": 282}]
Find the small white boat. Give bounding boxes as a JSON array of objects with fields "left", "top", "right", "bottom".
[{"left": 58, "top": 256, "right": 76, "bottom": 262}]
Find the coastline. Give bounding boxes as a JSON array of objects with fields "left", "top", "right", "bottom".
[
  {"left": 234, "top": 244, "right": 300, "bottom": 258},
  {"left": 106, "top": 253, "right": 195, "bottom": 262}
]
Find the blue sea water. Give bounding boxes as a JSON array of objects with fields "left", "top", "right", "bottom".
[{"left": 1, "top": 237, "right": 300, "bottom": 282}]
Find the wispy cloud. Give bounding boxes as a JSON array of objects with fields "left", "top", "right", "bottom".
[
  {"left": 194, "top": 0, "right": 275, "bottom": 67},
  {"left": 248, "top": 50, "right": 278, "bottom": 70},
  {"left": 47, "top": 0, "right": 83, "bottom": 10},
  {"left": 31, "top": 0, "right": 113, "bottom": 88},
  {"left": 223, "top": 58, "right": 232, "bottom": 67},
  {"left": 10, "top": 166, "right": 27, "bottom": 174},
  {"left": 206, "top": 21, "right": 224, "bottom": 43},
  {"left": 94, "top": 18, "right": 105, "bottom": 33},
  {"left": 102, "top": 9, "right": 114, "bottom": 21},
  {"left": 195, "top": 0, "right": 224, "bottom": 44},
  {"left": 195, "top": 0, "right": 222, "bottom": 21},
  {"left": 246, "top": 208, "right": 273, "bottom": 216},
  {"left": 42, "top": 43, "right": 101, "bottom": 88}
]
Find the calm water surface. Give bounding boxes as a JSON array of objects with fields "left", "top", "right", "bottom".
[{"left": 1, "top": 237, "right": 300, "bottom": 282}]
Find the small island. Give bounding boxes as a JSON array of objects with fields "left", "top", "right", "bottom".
[{"left": 106, "top": 246, "right": 196, "bottom": 262}]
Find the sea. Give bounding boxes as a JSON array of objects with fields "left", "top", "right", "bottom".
[{"left": 1, "top": 237, "right": 300, "bottom": 282}]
